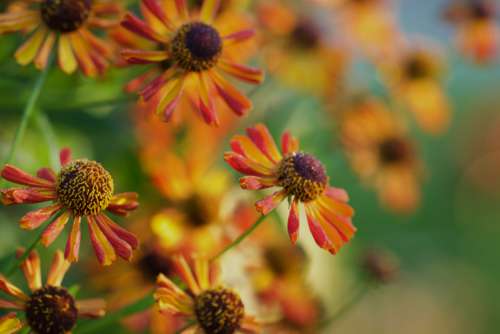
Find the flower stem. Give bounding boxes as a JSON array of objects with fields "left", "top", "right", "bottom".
[
  {"left": 318, "top": 283, "right": 372, "bottom": 330},
  {"left": 212, "top": 214, "right": 267, "bottom": 261},
  {"left": 5, "top": 210, "right": 63, "bottom": 277},
  {"left": 2, "top": 56, "right": 53, "bottom": 167},
  {"left": 76, "top": 294, "right": 155, "bottom": 334}
]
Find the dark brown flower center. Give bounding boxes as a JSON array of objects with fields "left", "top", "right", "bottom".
[
  {"left": 194, "top": 288, "right": 245, "bottom": 334},
  {"left": 404, "top": 54, "right": 432, "bottom": 80},
  {"left": 378, "top": 137, "right": 412, "bottom": 164},
  {"left": 56, "top": 159, "right": 114, "bottom": 216},
  {"left": 182, "top": 195, "right": 213, "bottom": 227},
  {"left": 137, "top": 250, "right": 174, "bottom": 282},
  {"left": 291, "top": 18, "right": 321, "bottom": 49},
  {"left": 171, "top": 22, "right": 222, "bottom": 72},
  {"left": 470, "top": 1, "right": 494, "bottom": 19},
  {"left": 41, "top": 0, "right": 92, "bottom": 33},
  {"left": 26, "top": 286, "right": 78, "bottom": 334},
  {"left": 277, "top": 153, "right": 328, "bottom": 202}
]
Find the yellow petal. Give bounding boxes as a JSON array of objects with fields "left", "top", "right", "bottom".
[
  {"left": 14, "top": 26, "right": 48, "bottom": 66},
  {"left": 58, "top": 34, "right": 78, "bottom": 74}
]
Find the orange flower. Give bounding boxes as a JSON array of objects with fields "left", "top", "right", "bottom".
[
  {"left": 224, "top": 124, "right": 356, "bottom": 255},
  {"left": 444, "top": 0, "right": 499, "bottom": 64},
  {"left": 340, "top": 97, "right": 422, "bottom": 213},
  {"left": 257, "top": 0, "right": 348, "bottom": 98},
  {"left": 0, "top": 250, "right": 106, "bottom": 334},
  {"left": 0, "top": 0, "right": 122, "bottom": 76},
  {"left": 0, "top": 148, "right": 139, "bottom": 265},
  {"left": 382, "top": 44, "right": 450, "bottom": 134},
  {"left": 155, "top": 255, "right": 260, "bottom": 334},
  {"left": 120, "top": 0, "right": 264, "bottom": 125}
]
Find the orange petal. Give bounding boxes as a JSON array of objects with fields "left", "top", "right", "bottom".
[
  {"left": 156, "top": 76, "right": 185, "bottom": 122},
  {"left": 15, "top": 25, "right": 48, "bottom": 66},
  {"left": 19, "top": 250, "right": 41, "bottom": 292},
  {"left": 210, "top": 70, "right": 252, "bottom": 116},
  {"left": 41, "top": 211, "right": 71, "bottom": 247},
  {"left": 87, "top": 216, "right": 117, "bottom": 266},
  {"left": 46, "top": 250, "right": 70, "bottom": 287},
  {"left": 255, "top": 190, "right": 286, "bottom": 215},
  {"left": 218, "top": 60, "right": 264, "bottom": 84},
  {"left": 200, "top": 0, "right": 220, "bottom": 23},
  {"left": 64, "top": 216, "right": 81, "bottom": 263},
  {"left": 34, "top": 31, "right": 55, "bottom": 70},
  {"left": 20, "top": 203, "right": 62, "bottom": 230}
]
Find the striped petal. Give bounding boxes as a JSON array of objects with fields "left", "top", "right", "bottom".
[
  {"left": 94, "top": 215, "right": 133, "bottom": 261},
  {"left": 34, "top": 31, "right": 55, "bottom": 70},
  {"left": 15, "top": 26, "right": 48, "bottom": 66},
  {"left": 174, "top": 0, "right": 189, "bottom": 20},
  {"left": 200, "top": 0, "right": 220, "bottom": 23},
  {"left": 1, "top": 165, "right": 54, "bottom": 188},
  {"left": 255, "top": 190, "right": 287, "bottom": 215},
  {"left": 121, "top": 49, "right": 169, "bottom": 64},
  {"left": 98, "top": 214, "right": 139, "bottom": 250},
  {"left": 19, "top": 250, "right": 42, "bottom": 292},
  {"left": 218, "top": 60, "right": 264, "bottom": 84},
  {"left": 106, "top": 192, "right": 139, "bottom": 216},
  {"left": 87, "top": 216, "right": 117, "bottom": 266},
  {"left": 41, "top": 211, "right": 71, "bottom": 247},
  {"left": 0, "top": 276, "right": 27, "bottom": 301},
  {"left": 20, "top": 203, "right": 62, "bottom": 230},
  {"left": 156, "top": 75, "right": 185, "bottom": 122},
  {"left": 288, "top": 200, "right": 300, "bottom": 244},
  {"left": 46, "top": 251, "right": 70, "bottom": 287},
  {"left": 223, "top": 29, "right": 255, "bottom": 46},
  {"left": 210, "top": 70, "right": 252, "bottom": 116},
  {"left": 246, "top": 124, "right": 282, "bottom": 163},
  {"left": 0, "top": 313, "right": 22, "bottom": 334},
  {"left": 64, "top": 217, "right": 81, "bottom": 263},
  {"left": 224, "top": 152, "right": 273, "bottom": 176},
  {"left": 58, "top": 34, "right": 78, "bottom": 74},
  {"left": 121, "top": 13, "right": 169, "bottom": 43},
  {"left": 240, "top": 176, "right": 276, "bottom": 190},
  {"left": 197, "top": 72, "right": 218, "bottom": 126},
  {"left": 281, "top": 131, "right": 300, "bottom": 154},
  {"left": 173, "top": 255, "right": 201, "bottom": 295},
  {"left": 69, "top": 32, "right": 97, "bottom": 77}
]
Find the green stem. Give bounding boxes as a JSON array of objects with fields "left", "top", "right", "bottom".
[
  {"left": 5, "top": 210, "right": 64, "bottom": 277},
  {"left": 34, "top": 111, "right": 59, "bottom": 170},
  {"left": 212, "top": 214, "right": 267, "bottom": 261},
  {"left": 2, "top": 56, "right": 52, "bottom": 166},
  {"left": 318, "top": 283, "right": 372, "bottom": 330},
  {"left": 76, "top": 294, "right": 155, "bottom": 334}
]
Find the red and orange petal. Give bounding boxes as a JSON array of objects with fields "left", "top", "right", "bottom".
[
  {"left": 0, "top": 1, "right": 120, "bottom": 76},
  {"left": 120, "top": 0, "right": 264, "bottom": 125}
]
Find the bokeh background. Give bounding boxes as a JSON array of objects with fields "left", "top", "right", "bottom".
[{"left": 1, "top": 0, "right": 500, "bottom": 333}]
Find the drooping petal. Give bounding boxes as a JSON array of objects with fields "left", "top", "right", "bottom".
[
  {"left": 97, "top": 214, "right": 139, "bottom": 250},
  {"left": 106, "top": 192, "right": 139, "bottom": 216},
  {"left": 18, "top": 250, "right": 41, "bottom": 292},
  {"left": 69, "top": 32, "right": 97, "bottom": 77},
  {"left": 41, "top": 211, "right": 71, "bottom": 247},
  {"left": 15, "top": 26, "right": 48, "bottom": 66},
  {"left": 0, "top": 313, "right": 23, "bottom": 334},
  {"left": 20, "top": 203, "right": 62, "bottom": 230},
  {"left": 218, "top": 60, "right": 264, "bottom": 84},
  {"left": 288, "top": 200, "right": 300, "bottom": 244},
  {"left": 304, "top": 205, "right": 335, "bottom": 253},
  {"left": 197, "top": 72, "right": 218, "bottom": 126},
  {"left": 76, "top": 299, "right": 106, "bottom": 318},
  {"left": 209, "top": 70, "right": 252, "bottom": 116},
  {"left": 87, "top": 216, "right": 117, "bottom": 266},
  {"left": 64, "top": 216, "right": 81, "bottom": 263},
  {"left": 255, "top": 190, "right": 287, "bottom": 215},
  {"left": 94, "top": 215, "right": 133, "bottom": 261},
  {"left": 240, "top": 176, "right": 276, "bottom": 190},
  {"left": 46, "top": 251, "right": 70, "bottom": 287},
  {"left": 1, "top": 165, "right": 54, "bottom": 188},
  {"left": 0, "top": 276, "right": 28, "bottom": 301},
  {"left": 156, "top": 75, "right": 185, "bottom": 122}
]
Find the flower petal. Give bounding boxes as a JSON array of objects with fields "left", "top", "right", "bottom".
[
  {"left": 20, "top": 203, "right": 62, "bottom": 230},
  {"left": 0, "top": 313, "right": 23, "bottom": 334},
  {"left": 46, "top": 250, "right": 70, "bottom": 287},
  {"left": 223, "top": 29, "right": 255, "bottom": 46},
  {"left": 64, "top": 216, "right": 81, "bottom": 263},
  {"left": 87, "top": 216, "right": 117, "bottom": 266},
  {"left": 94, "top": 215, "right": 133, "bottom": 261},
  {"left": 106, "top": 192, "right": 139, "bottom": 216},
  {"left": 97, "top": 214, "right": 139, "bottom": 250},
  {"left": 210, "top": 70, "right": 252, "bottom": 116},
  {"left": 200, "top": 0, "right": 220, "bottom": 23},
  {"left": 246, "top": 124, "right": 282, "bottom": 163},
  {"left": 197, "top": 72, "right": 218, "bottom": 126},
  {"left": 240, "top": 176, "right": 276, "bottom": 190},
  {"left": 59, "top": 148, "right": 72, "bottom": 166},
  {"left": 281, "top": 131, "right": 300, "bottom": 155},
  {"left": 218, "top": 60, "right": 264, "bottom": 84},
  {"left": 19, "top": 250, "right": 41, "bottom": 292},
  {"left": 1, "top": 165, "right": 54, "bottom": 188},
  {"left": 288, "top": 200, "right": 300, "bottom": 244},
  {"left": 121, "top": 12, "right": 169, "bottom": 43},
  {"left": 255, "top": 190, "right": 287, "bottom": 215},
  {"left": 76, "top": 299, "right": 106, "bottom": 318},
  {"left": 34, "top": 31, "right": 55, "bottom": 70},
  {"left": 15, "top": 25, "right": 48, "bottom": 65},
  {"left": 41, "top": 211, "right": 71, "bottom": 247},
  {"left": 156, "top": 75, "right": 185, "bottom": 122},
  {"left": 0, "top": 276, "right": 27, "bottom": 301}
]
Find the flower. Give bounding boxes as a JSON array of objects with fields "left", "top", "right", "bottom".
[
  {"left": 0, "top": 0, "right": 122, "bottom": 76},
  {"left": 444, "top": 0, "right": 499, "bottom": 64},
  {"left": 340, "top": 96, "right": 422, "bottom": 213},
  {"left": 0, "top": 249, "right": 106, "bottom": 334},
  {"left": 257, "top": 0, "right": 348, "bottom": 98},
  {"left": 120, "top": 0, "right": 264, "bottom": 125},
  {"left": 381, "top": 44, "right": 451, "bottom": 134},
  {"left": 155, "top": 255, "right": 259, "bottom": 334},
  {"left": 224, "top": 123, "right": 356, "bottom": 254},
  {"left": 0, "top": 148, "right": 139, "bottom": 265}
]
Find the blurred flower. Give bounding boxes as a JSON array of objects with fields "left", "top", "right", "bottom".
[
  {"left": 120, "top": 0, "right": 264, "bottom": 125},
  {"left": 257, "top": 0, "right": 348, "bottom": 98},
  {"left": 334, "top": 0, "right": 403, "bottom": 58},
  {"left": 382, "top": 44, "right": 451, "bottom": 134},
  {"left": 155, "top": 255, "right": 260, "bottom": 334},
  {"left": 361, "top": 248, "right": 399, "bottom": 284},
  {"left": 0, "top": 148, "right": 139, "bottom": 265},
  {"left": 340, "top": 97, "right": 422, "bottom": 213},
  {"left": 0, "top": 313, "right": 22, "bottom": 334},
  {"left": 0, "top": 0, "right": 122, "bottom": 76},
  {"left": 224, "top": 123, "right": 356, "bottom": 254},
  {"left": 444, "top": 0, "right": 499, "bottom": 64},
  {"left": 0, "top": 250, "right": 105, "bottom": 334}
]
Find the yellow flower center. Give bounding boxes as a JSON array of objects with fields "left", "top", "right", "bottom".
[
  {"left": 171, "top": 22, "right": 223, "bottom": 72},
  {"left": 378, "top": 137, "right": 412, "bottom": 164},
  {"left": 56, "top": 159, "right": 114, "bottom": 216},
  {"left": 41, "top": 0, "right": 92, "bottom": 33},
  {"left": 26, "top": 286, "right": 78, "bottom": 334},
  {"left": 194, "top": 287, "right": 245, "bottom": 334},
  {"left": 277, "top": 152, "right": 328, "bottom": 202}
]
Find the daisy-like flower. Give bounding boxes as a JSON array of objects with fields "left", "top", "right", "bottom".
[
  {"left": 120, "top": 0, "right": 264, "bottom": 125},
  {"left": 382, "top": 44, "right": 450, "bottom": 134},
  {"left": 224, "top": 124, "right": 356, "bottom": 255},
  {"left": 257, "top": 0, "right": 348, "bottom": 98},
  {"left": 0, "top": 148, "right": 139, "bottom": 265},
  {"left": 340, "top": 97, "right": 422, "bottom": 213},
  {"left": 0, "top": 249, "right": 106, "bottom": 334},
  {"left": 0, "top": 0, "right": 122, "bottom": 76},
  {"left": 155, "top": 255, "right": 259, "bottom": 334},
  {"left": 444, "top": 0, "right": 499, "bottom": 64}
]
